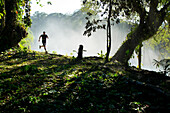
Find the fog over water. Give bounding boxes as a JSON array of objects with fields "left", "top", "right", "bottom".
[{"left": 30, "top": 12, "right": 163, "bottom": 72}]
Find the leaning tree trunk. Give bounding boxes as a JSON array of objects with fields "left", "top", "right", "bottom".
[
  {"left": 111, "top": 26, "right": 144, "bottom": 65},
  {"left": 0, "top": 0, "right": 27, "bottom": 53},
  {"left": 111, "top": 21, "right": 164, "bottom": 65},
  {"left": 111, "top": 1, "right": 167, "bottom": 65}
]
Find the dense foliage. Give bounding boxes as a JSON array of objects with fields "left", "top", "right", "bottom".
[
  {"left": 19, "top": 29, "right": 34, "bottom": 50},
  {"left": 145, "top": 23, "right": 170, "bottom": 58},
  {"left": 0, "top": 0, "right": 32, "bottom": 52},
  {"left": 0, "top": 0, "right": 31, "bottom": 29}
]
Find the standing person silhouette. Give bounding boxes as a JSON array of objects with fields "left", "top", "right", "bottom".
[{"left": 38, "top": 31, "right": 49, "bottom": 53}]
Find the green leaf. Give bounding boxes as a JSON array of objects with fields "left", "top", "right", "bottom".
[
  {"left": 114, "top": 73, "right": 118, "bottom": 77},
  {"left": 47, "top": 1, "right": 52, "bottom": 5},
  {"left": 0, "top": 13, "right": 3, "bottom": 19},
  {"left": 126, "top": 50, "right": 130, "bottom": 55}
]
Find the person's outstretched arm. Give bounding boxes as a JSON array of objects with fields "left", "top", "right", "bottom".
[{"left": 38, "top": 36, "right": 41, "bottom": 42}]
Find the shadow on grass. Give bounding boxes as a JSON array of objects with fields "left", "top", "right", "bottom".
[
  {"left": 0, "top": 52, "right": 169, "bottom": 112},
  {"left": 0, "top": 52, "right": 102, "bottom": 112}
]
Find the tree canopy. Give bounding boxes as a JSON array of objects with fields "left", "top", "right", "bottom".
[
  {"left": 82, "top": 0, "right": 170, "bottom": 64},
  {"left": 145, "top": 23, "right": 170, "bottom": 58}
]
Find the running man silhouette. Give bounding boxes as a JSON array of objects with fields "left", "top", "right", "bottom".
[{"left": 38, "top": 31, "right": 49, "bottom": 53}]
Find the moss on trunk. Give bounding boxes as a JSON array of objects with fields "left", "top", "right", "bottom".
[{"left": 0, "top": 0, "right": 27, "bottom": 52}]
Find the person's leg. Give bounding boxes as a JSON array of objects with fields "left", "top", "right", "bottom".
[
  {"left": 39, "top": 41, "right": 44, "bottom": 49},
  {"left": 43, "top": 42, "right": 47, "bottom": 53},
  {"left": 44, "top": 45, "right": 48, "bottom": 54},
  {"left": 44, "top": 45, "right": 47, "bottom": 51}
]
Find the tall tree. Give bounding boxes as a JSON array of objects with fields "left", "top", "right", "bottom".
[
  {"left": 0, "top": 0, "right": 31, "bottom": 52},
  {"left": 105, "top": 0, "right": 112, "bottom": 62},
  {"left": 82, "top": 0, "right": 170, "bottom": 65}
]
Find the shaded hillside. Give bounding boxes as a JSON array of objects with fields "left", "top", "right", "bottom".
[{"left": 0, "top": 50, "right": 169, "bottom": 113}]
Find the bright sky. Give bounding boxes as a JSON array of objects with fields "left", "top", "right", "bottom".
[{"left": 31, "top": 0, "right": 82, "bottom": 15}]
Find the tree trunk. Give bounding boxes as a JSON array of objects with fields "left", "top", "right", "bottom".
[
  {"left": 77, "top": 45, "right": 83, "bottom": 59},
  {"left": 0, "top": 0, "right": 27, "bottom": 52},
  {"left": 111, "top": 0, "right": 167, "bottom": 65},
  {"left": 111, "top": 36, "right": 140, "bottom": 65},
  {"left": 138, "top": 43, "right": 142, "bottom": 69},
  {"left": 105, "top": 0, "right": 112, "bottom": 62},
  {"left": 111, "top": 23, "right": 162, "bottom": 65},
  {"left": 105, "top": 16, "right": 111, "bottom": 62}
]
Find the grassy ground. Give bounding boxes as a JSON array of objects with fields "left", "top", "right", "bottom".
[{"left": 0, "top": 50, "right": 169, "bottom": 113}]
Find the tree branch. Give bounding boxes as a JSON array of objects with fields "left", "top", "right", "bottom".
[
  {"left": 130, "top": 0, "right": 147, "bottom": 24},
  {"left": 160, "top": 1, "right": 170, "bottom": 13},
  {"left": 150, "top": 0, "right": 159, "bottom": 10}
]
